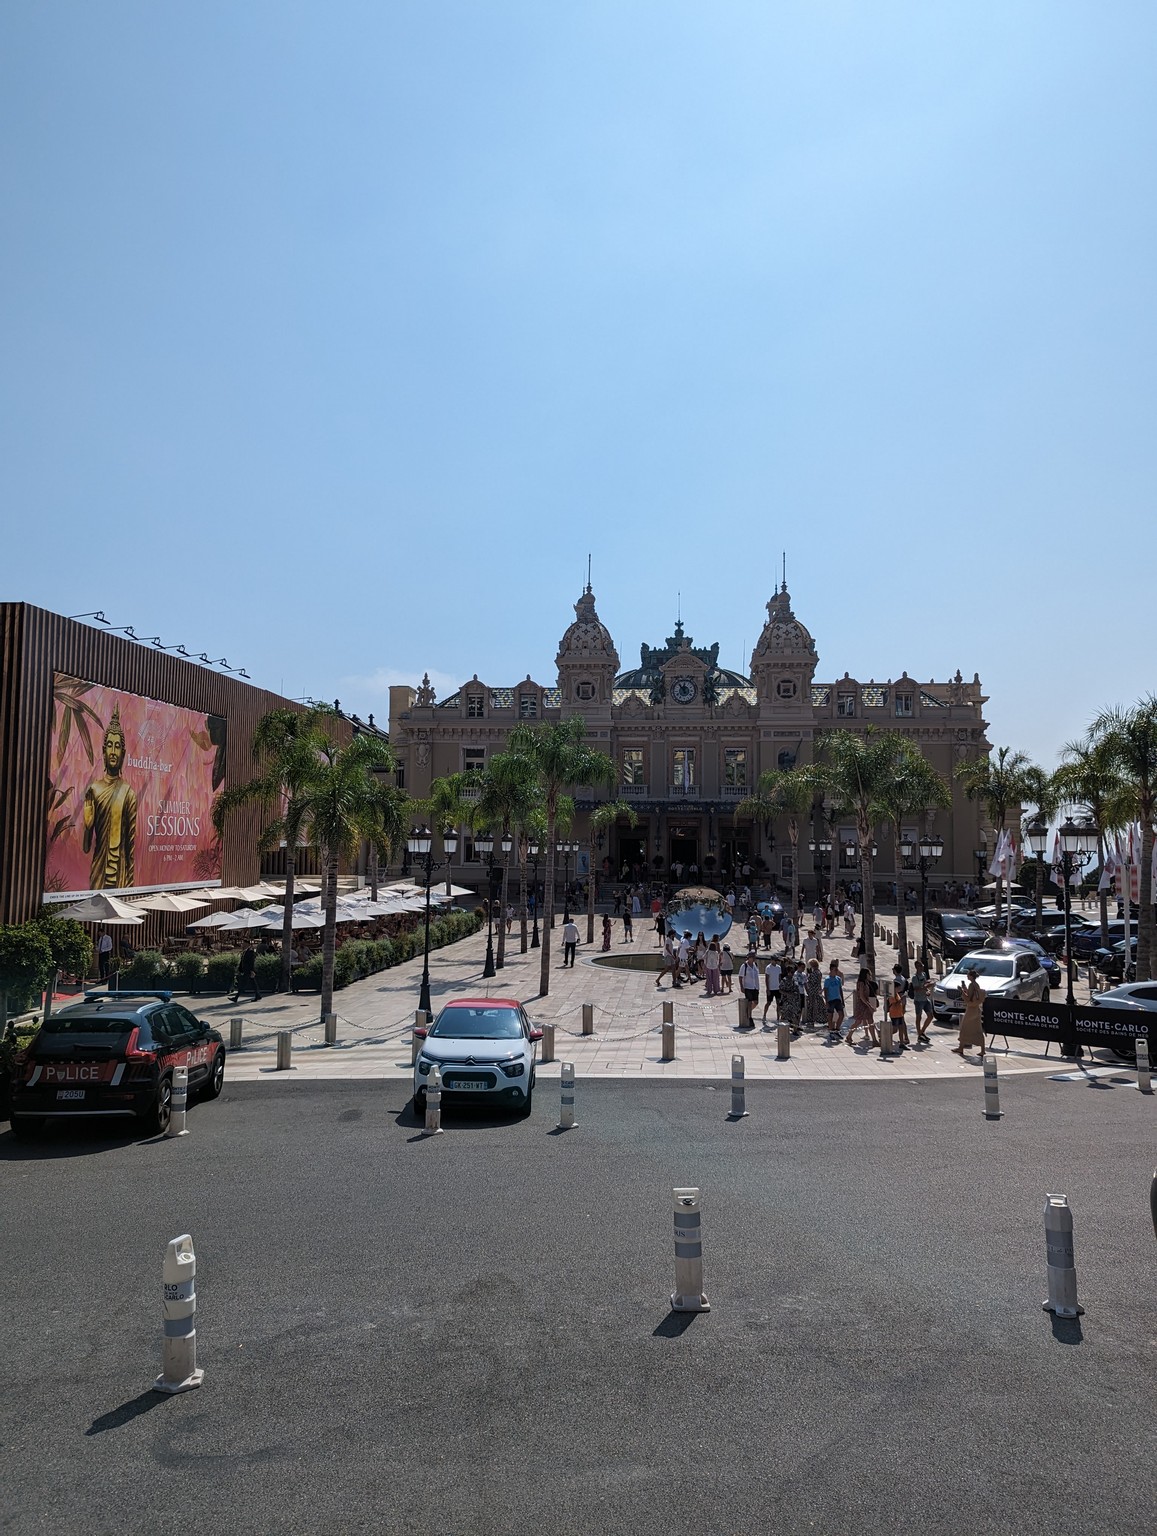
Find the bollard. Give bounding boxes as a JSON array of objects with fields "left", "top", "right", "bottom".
[
  {"left": 582, "top": 1002, "right": 594, "bottom": 1037},
  {"left": 662, "top": 1000, "right": 674, "bottom": 1025},
  {"left": 670, "top": 1188, "right": 710, "bottom": 1313},
  {"left": 324, "top": 1012, "right": 338, "bottom": 1046},
  {"left": 776, "top": 1022, "right": 790, "bottom": 1060},
  {"left": 559, "top": 1062, "right": 576, "bottom": 1129},
  {"left": 1136, "top": 1036, "right": 1152, "bottom": 1094},
  {"left": 879, "top": 1012, "right": 894, "bottom": 1058},
  {"left": 1042, "top": 1193, "right": 1084, "bottom": 1318},
  {"left": 423, "top": 1065, "right": 444, "bottom": 1136},
  {"left": 541, "top": 1022, "right": 555, "bottom": 1063},
  {"left": 167, "top": 1066, "right": 189, "bottom": 1138},
  {"left": 154, "top": 1234, "right": 204, "bottom": 1394},
  {"left": 908, "top": 941, "right": 915, "bottom": 960},
  {"left": 411, "top": 1010, "right": 429, "bottom": 1066},
  {"left": 983, "top": 1055, "right": 1003, "bottom": 1119},
  {"left": 229, "top": 1016, "right": 244, "bottom": 1051},
  {"left": 737, "top": 996, "right": 750, "bottom": 1029},
  {"left": 661, "top": 1020, "right": 675, "bottom": 1061},
  {"left": 1150, "top": 1169, "right": 1157, "bottom": 1242},
  {"left": 276, "top": 1031, "right": 292, "bottom": 1071},
  {"left": 935, "top": 957, "right": 944, "bottom": 977},
  {"left": 728, "top": 1054, "right": 748, "bottom": 1119}
]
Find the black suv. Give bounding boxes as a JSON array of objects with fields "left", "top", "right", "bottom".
[
  {"left": 9, "top": 991, "right": 225, "bottom": 1138},
  {"left": 925, "top": 910, "right": 990, "bottom": 963}
]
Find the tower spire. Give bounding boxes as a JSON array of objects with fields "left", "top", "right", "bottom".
[
  {"left": 781, "top": 551, "right": 787, "bottom": 592},
  {"left": 585, "top": 552, "right": 592, "bottom": 594}
]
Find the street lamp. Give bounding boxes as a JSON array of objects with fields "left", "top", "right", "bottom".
[
  {"left": 901, "top": 832, "right": 944, "bottom": 970},
  {"left": 1024, "top": 813, "right": 1049, "bottom": 930},
  {"left": 408, "top": 824, "right": 458, "bottom": 1018},
  {"left": 808, "top": 834, "right": 833, "bottom": 906},
  {"left": 558, "top": 840, "right": 578, "bottom": 923},
  {"left": 475, "top": 830, "right": 497, "bottom": 980},
  {"left": 528, "top": 839, "right": 541, "bottom": 949},
  {"left": 1053, "top": 817, "right": 1098, "bottom": 1023},
  {"left": 974, "top": 842, "right": 988, "bottom": 907},
  {"left": 495, "top": 829, "right": 513, "bottom": 968}
]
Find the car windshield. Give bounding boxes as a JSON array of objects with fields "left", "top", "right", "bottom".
[
  {"left": 431, "top": 1007, "right": 524, "bottom": 1039},
  {"left": 943, "top": 918, "right": 982, "bottom": 933},
  {"left": 951, "top": 956, "right": 1015, "bottom": 979},
  {"left": 40, "top": 1013, "right": 138, "bottom": 1035}
]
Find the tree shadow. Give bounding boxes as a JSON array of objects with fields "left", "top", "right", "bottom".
[{"left": 87, "top": 1390, "right": 169, "bottom": 1435}]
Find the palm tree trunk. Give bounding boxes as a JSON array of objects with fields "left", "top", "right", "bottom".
[
  {"left": 1098, "top": 830, "right": 1109, "bottom": 949},
  {"left": 859, "top": 816, "right": 876, "bottom": 969},
  {"left": 893, "top": 831, "right": 909, "bottom": 975},
  {"left": 320, "top": 849, "right": 338, "bottom": 1019},
  {"left": 789, "top": 821, "right": 800, "bottom": 933},
  {"left": 1139, "top": 822, "right": 1154, "bottom": 982},
  {"left": 497, "top": 853, "right": 509, "bottom": 968},
  {"left": 369, "top": 844, "right": 379, "bottom": 902},
  {"left": 586, "top": 850, "right": 596, "bottom": 945},
  {"left": 519, "top": 842, "right": 528, "bottom": 953},
  {"left": 539, "top": 808, "right": 557, "bottom": 996},
  {"left": 280, "top": 844, "right": 296, "bottom": 993}
]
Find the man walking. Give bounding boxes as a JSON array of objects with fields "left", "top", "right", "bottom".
[
  {"left": 561, "top": 917, "right": 580, "bottom": 968},
  {"left": 762, "top": 956, "right": 782, "bottom": 1027},
  {"left": 801, "top": 927, "right": 824, "bottom": 965},
  {"left": 230, "top": 944, "right": 262, "bottom": 1003},
  {"left": 97, "top": 931, "right": 114, "bottom": 982},
  {"left": 737, "top": 952, "right": 761, "bottom": 1026}
]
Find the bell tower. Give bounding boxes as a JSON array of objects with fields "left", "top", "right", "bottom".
[{"left": 555, "top": 583, "right": 619, "bottom": 713}]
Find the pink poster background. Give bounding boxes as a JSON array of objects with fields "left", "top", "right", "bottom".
[{"left": 44, "top": 674, "right": 225, "bottom": 898}]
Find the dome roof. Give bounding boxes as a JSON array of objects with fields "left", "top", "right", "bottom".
[
  {"left": 751, "top": 584, "right": 816, "bottom": 664},
  {"left": 557, "top": 588, "right": 619, "bottom": 667}
]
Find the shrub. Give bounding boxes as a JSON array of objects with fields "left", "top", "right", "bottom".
[
  {"left": 289, "top": 910, "right": 483, "bottom": 991},
  {"left": 0, "top": 924, "right": 56, "bottom": 1016},
  {"left": 205, "top": 953, "right": 242, "bottom": 993},
  {"left": 34, "top": 911, "right": 94, "bottom": 981},
  {"left": 170, "top": 953, "right": 206, "bottom": 993},
  {"left": 254, "top": 954, "right": 284, "bottom": 993},
  {"left": 118, "top": 950, "right": 170, "bottom": 988}
]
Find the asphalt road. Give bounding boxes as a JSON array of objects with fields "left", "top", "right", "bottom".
[{"left": 2, "top": 1073, "right": 1155, "bottom": 1536}]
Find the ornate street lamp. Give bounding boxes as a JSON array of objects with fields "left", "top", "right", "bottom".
[
  {"left": 495, "top": 829, "right": 513, "bottom": 968},
  {"left": 902, "top": 831, "right": 944, "bottom": 970},
  {"left": 1056, "top": 816, "right": 1098, "bottom": 1022},
  {"left": 475, "top": 830, "right": 497, "bottom": 980},
  {"left": 408, "top": 824, "right": 457, "bottom": 1018},
  {"left": 558, "top": 840, "right": 578, "bottom": 923},
  {"left": 528, "top": 839, "right": 541, "bottom": 949},
  {"left": 808, "top": 833, "right": 833, "bottom": 906},
  {"left": 1024, "top": 814, "right": 1050, "bottom": 931},
  {"left": 974, "top": 842, "right": 988, "bottom": 907}
]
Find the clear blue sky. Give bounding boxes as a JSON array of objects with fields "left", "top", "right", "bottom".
[{"left": 3, "top": 2, "right": 1154, "bottom": 768}]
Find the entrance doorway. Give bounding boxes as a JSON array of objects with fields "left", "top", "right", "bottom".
[
  {"left": 669, "top": 834, "right": 699, "bottom": 878},
  {"left": 616, "top": 835, "right": 648, "bottom": 878}
]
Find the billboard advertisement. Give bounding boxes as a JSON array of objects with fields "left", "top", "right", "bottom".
[{"left": 44, "top": 674, "right": 227, "bottom": 898}]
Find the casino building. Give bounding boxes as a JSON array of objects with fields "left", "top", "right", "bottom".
[{"left": 388, "top": 583, "right": 992, "bottom": 890}]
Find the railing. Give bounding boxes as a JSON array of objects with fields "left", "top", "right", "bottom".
[
  {"left": 668, "top": 783, "right": 700, "bottom": 798},
  {"left": 620, "top": 783, "right": 649, "bottom": 797},
  {"left": 721, "top": 785, "right": 747, "bottom": 799}
]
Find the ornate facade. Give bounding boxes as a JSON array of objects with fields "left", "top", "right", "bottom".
[{"left": 388, "top": 584, "right": 991, "bottom": 888}]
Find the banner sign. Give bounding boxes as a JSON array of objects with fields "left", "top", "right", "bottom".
[
  {"left": 983, "top": 996, "right": 1152, "bottom": 1053},
  {"left": 44, "top": 674, "right": 227, "bottom": 899}
]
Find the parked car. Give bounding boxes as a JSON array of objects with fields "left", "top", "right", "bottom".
[
  {"left": 1006, "top": 910, "right": 1093, "bottom": 953},
  {"left": 925, "top": 910, "right": 991, "bottom": 963},
  {"left": 1091, "top": 937, "right": 1137, "bottom": 983},
  {"left": 8, "top": 989, "right": 224, "bottom": 1138},
  {"left": 984, "top": 935, "right": 1063, "bottom": 992},
  {"left": 413, "top": 997, "right": 541, "bottom": 1118},
  {"left": 1071, "top": 919, "right": 1137, "bottom": 962},
  {"left": 1088, "top": 982, "right": 1157, "bottom": 1059},
  {"left": 932, "top": 948, "right": 1051, "bottom": 1021}
]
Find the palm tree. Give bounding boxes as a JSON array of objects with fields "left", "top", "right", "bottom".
[
  {"left": 874, "top": 749, "right": 951, "bottom": 974},
  {"left": 1054, "top": 737, "right": 1132, "bottom": 948},
  {"left": 733, "top": 775, "right": 780, "bottom": 877},
  {"left": 295, "top": 732, "right": 408, "bottom": 1019},
  {"left": 473, "top": 751, "right": 541, "bottom": 967},
  {"left": 212, "top": 705, "right": 334, "bottom": 994},
  {"left": 420, "top": 771, "right": 480, "bottom": 897},
  {"left": 586, "top": 801, "right": 638, "bottom": 943},
  {"left": 954, "top": 747, "right": 1034, "bottom": 922},
  {"left": 506, "top": 717, "right": 615, "bottom": 996},
  {"left": 1087, "top": 697, "right": 1157, "bottom": 981},
  {"left": 812, "top": 729, "right": 913, "bottom": 970},
  {"left": 737, "top": 767, "right": 818, "bottom": 929}
]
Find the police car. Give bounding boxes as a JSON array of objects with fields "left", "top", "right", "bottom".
[{"left": 9, "top": 990, "right": 225, "bottom": 1138}]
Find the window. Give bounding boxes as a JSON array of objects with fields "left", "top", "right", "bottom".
[
  {"left": 394, "top": 764, "right": 405, "bottom": 790},
  {"left": 672, "top": 748, "right": 696, "bottom": 788},
  {"left": 463, "top": 749, "right": 485, "bottom": 775},
  {"left": 518, "top": 694, "right": 538, "bottom": 719},
  {"left": 622, "top": 748, "right": 645, "bottom": 786},
  {"left": 575, "top": 680, "right": 595, "bottom": 701},
  {"left": 895, "top": 691, "right": 914, "bottom": 718},
  {"left": 724, "top": 748, "right": 747, "bottom": 788},
  {"left": 777, "top": 750, "right": 796, "bottom": 771},
  {"left": 776, "top": 678, "right": 797, "bottom": 700},
  {"left": 836, "top": 693, "right": 856, "bottom": 718},
  {"left": 462, "top": 836, "right": 477, "bottom": 863},
  {"left": 466, "top": 694, "right": 484, "bottom": 718}
]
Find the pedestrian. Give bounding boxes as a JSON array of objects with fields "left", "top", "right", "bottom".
[
  {"left": 601, "top": 914, "right": 612, "bottom": 951},
  {"left": 888, "top": 964, "right": 910, "bottom": 1049},
  {"left": 704, "top": 938, "right": 722, "bottom": 995},
  {"left": 655, "top": 911, "right": 666, "bottom": 946},
  {"left": 803, "top": 958, "right": 826, "bottom": 1030},
  {"left": 562, "top": 917, "right": 580, "bottom": 968},
  {"left": 720, "top": 943, "right": 734, "bottom": 993},
  {"left": 97, "top": 931, "right": 114, "bottom": 982},
  {"left": 631, "top": 890, "right": 642, "bottom": 917},
  {"left": 677, "top": 931, "right": 692, "bottom": 984},
  {"left": 801, "top": 927, "right": 823, "bottom": 964},
  {"left": 910, "top": 960, "right": 933, "bottom": 1044},
  {"left": 778, "top": 960, "right": 802, "bottom": 1035},
  {"left": 737, "top": 953, "right": 761, "bottom": 1024},
  {"left": 613, "top": 888, "right": 622, "bottom": 915},
  {"left": 813, "top": 901, "right": 825, "bottom": 932},
  {"left": 761, "top": 914, "right": 774, "bottom": 950},
  {"left": 952, "top": 966, "right": 986, "bottom": 1058},
  {"left": 694, "top": 933, "right": 708, "bottom": 979},
  {"left": 762, "top": 956, "right": 782, "bottom": 1026},
  {"left": 848, "top": 967, "right": 879, "bottom": 1047},
  {"left": 781, "top": 914, "right": 797, "bottom": 957},
  {"left": 230, "top": 944, "right": 262, "bottom": 1003},
  {"left": 747, "top": 914, "right": 760, "bottom": 951},
  {"left": 843, "top": 901, "right": 856, "bottom": 938},
  {"left": 821, "top": 961, "right": 843, "bottom": 1039},
  {"left": 655, "top": 932, "right": 679, "bottom": 989}
]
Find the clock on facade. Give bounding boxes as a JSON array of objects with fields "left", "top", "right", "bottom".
[{"left": 671, "top": 676, "right": 697, "bottom": 704}]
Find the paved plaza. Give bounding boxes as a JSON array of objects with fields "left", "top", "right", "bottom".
[{"left": 186, "top": 912, "right": 1111, "bottom": 1087}]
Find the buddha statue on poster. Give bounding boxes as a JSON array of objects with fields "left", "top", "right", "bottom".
[{"left": 81, "top": 705, "right": 138, "bottom": 890}]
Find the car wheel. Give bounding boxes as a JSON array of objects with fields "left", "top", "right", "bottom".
[
  {"left": 202, "top": 1049, "right": 225, "bottom": 1100},
  {"left": 9, "top": 1115, "right": 43, "bottom": 1140},
  {"left": 143, "top": 1076, "right": 172, "bottom": 1135},
  {"left": 413, "top": 1091, "right": 426, "bottom": 1121}
]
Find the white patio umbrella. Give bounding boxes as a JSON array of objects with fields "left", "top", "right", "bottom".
[
  {"left": 217, "top": 908, "right": 286, "bottom": 932},
  {"left": 130, "top": 892, "right": 210, "bottom": 913},
  {"left": 53, "top": 894, "right": 146, "bottom": 925},
  {"left": 186, "top": 910, "right": 241, "bottom": 930}
]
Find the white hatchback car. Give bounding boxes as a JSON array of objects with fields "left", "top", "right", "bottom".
[{"left": 413, "top": 997, "right": 541, "bottom": 1118}]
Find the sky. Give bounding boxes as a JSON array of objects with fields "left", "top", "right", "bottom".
[{"left": 2, "top": 1, "right": 1154, "bottom": 768}]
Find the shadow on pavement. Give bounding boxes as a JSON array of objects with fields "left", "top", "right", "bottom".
[
  {"left": 87, "top": 1390, "right": 171, "bottom": 1436},
  {"left": 652, "top": 1310, "right": 704, "bottom": 1338},
  {"left": 1048, "top": 1314, "right": 1084, "bottom": 1346},
  {"left": 0, "top": 1119, "right": 156, "bottom": 1161}
]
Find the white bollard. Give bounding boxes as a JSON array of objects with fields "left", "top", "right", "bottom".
[
  {"left": 229, "top": 1016, "right": 244, "bottom": 1051},
  {"left": 1136, "top": 1036, "right": 1152, "bottom": 1094},
  {"left": 275, "top": 1031, "right": 292, "bottom": 1070},
  {"left": 559, "top": 1061, "right": 576, "bottom": 1129},
  {"left": 541, "top": 1022, "right": 555, "bottom": 1063},
  {"left": 411, "top": 1010, "right": 429, "bottom": 1066},
  {"left": 878, "top": 1012, "right": 894, "bottom": 1058},
  {"left": 154, "top": 1234, "right": 204, "bottom": 1394},
  {"left": 1042, "top": 1194, "right": 1084, "bottom": 1318},
  {"left": 776, "top": 1022, "right": 790, "bottom": 1060},
  {"left": 581, "top": 1002, "right": 594, "bottom": 1036},
  {"left": 983, "top": 1055, "right": 1003, "bottom": 1119},
  {"left": 670, "top": 1188, "right": 710, "bottom": 1313},
  {"left": 728, "top": 1054, "right": 748, "bottom": 1119},
  {"left": 423, "top": 1064, "right": 444, "bottom": 1136},
  {"left": 737, "top": 996, "right": 750, "bottom": 1029},
  {"left": 661, "top": 1020, "right": 675, "bottom": 1061},
  {"left": 662, "top": 1000, "right": 674, "bottom": 1025},
  {"left": 324, "top": 1012, "right": 338, "bottom": 1045},
  {"left": 167, "top": 1066, "right": 189, "bottom": 1138}
]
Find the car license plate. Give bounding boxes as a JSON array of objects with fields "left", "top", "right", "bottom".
[
  {"left": 56, "top": 1089, "right": 86, "bottom": 1101},
  {"left": 452, "top": 1077, "right": 487, "bottom": 1089}
]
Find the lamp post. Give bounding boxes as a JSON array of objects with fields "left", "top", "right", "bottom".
[
  {"left": 1024, "top": 813, "right": 1048, "bottom": 931},
  {"left": 849, "top": 840, "right": 877, "bottom": 954},
  {"left": 495, "top": 829, "right": 513, "bottom": 968},
  {"left": 528, "top": 839, "right": 541, "bottom": 949},
  {"left": 901, "top": 832, "right": 944, "bottom": 970},
  {"left": 408, "top": 824, "right": 458, "bottom": 1018},
  {"left": 974, "top": 842, "right": 988, "bottom": 908},
  {"left": 808, "top": 834, "right": 832, "bottom": 907},
  {"left": 558, "top": 840, "right": 578, "bottom": 923},
  {"left": 1028, "top": 816, "right": 1097, "bottom": 1020},
  {"left": 475, "top": 830, "right": 497, "bottom": 980}
]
